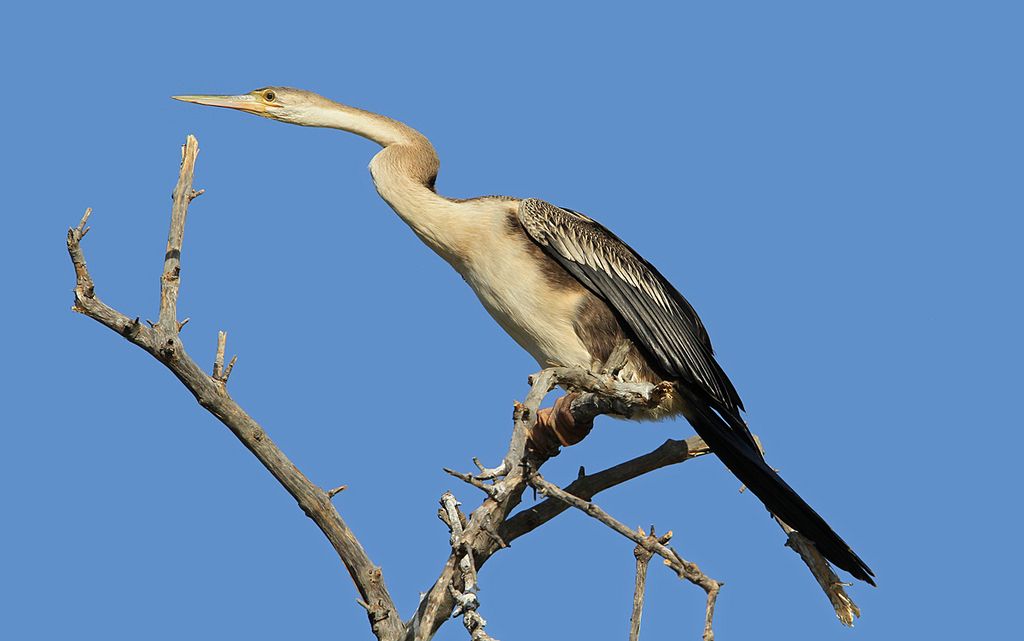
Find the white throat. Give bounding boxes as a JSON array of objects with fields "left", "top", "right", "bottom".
[
  {"left": 302, "top": 101, "right": 424, "bottom": 148},
  {"left": 298, "top": 99, "right": 490, "bottom": 267}
]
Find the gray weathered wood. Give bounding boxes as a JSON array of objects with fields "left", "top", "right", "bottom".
[
  {"left": 526, "top": 470, "right": 723, "bottom": 641},
  {"left": 777, "top": 518, "right": 861, "bottom": 625},
  {"left": 68, "top": 135, "right": 863, "bottom": 640},
  {"left": 500, "top": 436, "right": 708, "bottom": 542},
  {"left": 67, "top": 136, "right": 405, "bottom": 641}
]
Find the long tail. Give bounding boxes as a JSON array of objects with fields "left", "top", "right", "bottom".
[{"left": 675, "top": 385, "right": 875, "bottom": 585}]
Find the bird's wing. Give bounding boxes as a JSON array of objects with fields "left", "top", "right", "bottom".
[
  {"left": 517, "top": 198, "right": 744, "bottom": 413},
  {"left": 517, "top": 200, "right": 878, "bottom": 584}
]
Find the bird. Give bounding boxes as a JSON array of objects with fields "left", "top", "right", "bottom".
[{"left": 173, "top": 87, "right": 874, "bottom": 586}]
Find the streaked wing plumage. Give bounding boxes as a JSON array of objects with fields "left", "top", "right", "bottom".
[
  {"left": 518, "top": 199, "right": 876, "bottom": 585},
  {"left": 517, "top": 198, "right": 743, "bottom": 413}
]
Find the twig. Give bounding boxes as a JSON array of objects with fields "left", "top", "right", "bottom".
[
  {"left": 212, "top": 330, "right": 238, "bottom": 384},
  {"left": 523, "top": 363, "right": 673, "bottom": 455},
  {"left": 630, "top": 528, "right": 653, "bottom": 641},
  {"left": 66, "top": 136, "right": 404, "bottom": 641},
  {"left": 751, "top": 435, "right": 860, "bottom": 626},
  {"left": 213, "top": 331, "right": 226, "bottom": 380},
  {"left": 443, "top": 468, "right": 498, "bottom": 498},
  {"left": 75, "top": 207, "right": 92, "bottom": 237},
  {"left": 501, "top": 436, "right": 708, "bottom": 542},
  {"left": 433, "top": 370, "right": 715, "bottom": 640},
  {"left": 157, "top": 138, "right": 198, "bottom": 333},
  {"left": 629, "top": 526, "right": 674, "bottom": 641},
  {"left": 67, "top": 208, "right": 95, "bottom": 305},
  {"left": 527, "top": 469, "right": 723, "bottom": 641},
  {"left": 671, "top": 382, "right": 863, "bottom": 625},
  {"left": 776, "top": 518, "right": 861, "bottom": 625},
  {"left": 68, "top": 136, "right": 864, "bottom": 638},
  {"left": 407, "top": 372, "right": 557, "bottom": 640},
  {"left": 328, "top": 485, "right": 348, "bottom": 499},
  {"left": 472, "top": 456, "right": 509, "bottom": 482},
  {"left": 439, "top": 492, "right": 498, "bottom": 641}
]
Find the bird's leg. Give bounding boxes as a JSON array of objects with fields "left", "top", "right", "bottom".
[{"left": 528, "top": 393, "right": 594, "bottom": 456}]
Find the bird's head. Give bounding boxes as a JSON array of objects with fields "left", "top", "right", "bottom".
[
  {"left": 172, "top": 87, "right": 327, "bottom": 125},
  {"left": 173, "top": 86, "right": 423, "bottom": 147}
]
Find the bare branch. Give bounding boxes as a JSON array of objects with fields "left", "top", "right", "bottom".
[
  {"left": 70, "top": 139, "right": 862, "bottom": 640},
  {"left": 66, "top": 136, "right": 404, "bottom": 641},
  {"left": 628, "top": 527, "right": 674, "bottom": 641},
  {"left": 501, "top": 436, "right": 708, "bottom": 543},
  {"left": 75, "top": 207, "right": 92, "bottom": 236},
  {"left": 525, "top": 365, "right": 673, "bottom": 455},
  {"left": 67, "top": 208, "right": 96, "bottom": 307},
  {"left": 749, "top": 434, "right": 860, "bottom": 625},
  {"left": 213, "top": 330, "right": 227, "bottom": 380},
  {"left": 776, "top": 518, "right": 860, "bottom": 625},
  {"left": 701, "top": 580, "right": 722, "bottom": 641},
  {"left": 412, "top": 367, "right": 718, "bottom": 640},
  {"left": 527, "top": 469, "right": 723, "bottom": 641},
  {"left": 630, "top": 528, "right": 653, "bottom": 641},
  {"left": 444, "top": 467, "right": 499, "bottom": 498},
  {"left": 157, "top": 136, "right": 198, "bottom": 333},
  {"left": 212, "top": 331, "right": 239, "bottom": 384},
  {"left": 407, "top": 373, "right": 557, "bottom": 640},
  {"left": 471, "top": 456, "right": 509, "bottom": 482},
  {"left": 328, "top": 485, "right": 348, "bottom": 499},
  {"left": 440, "top": 492, "right": 498, "bottom": 641}
]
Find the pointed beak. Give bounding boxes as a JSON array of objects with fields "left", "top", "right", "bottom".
[{"left": 172, "top": 94, "right": 269, "bottom": 115}]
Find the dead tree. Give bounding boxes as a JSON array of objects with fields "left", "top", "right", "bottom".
[{"left": 66, "top": 135, "right": 861, "bottom": 641}]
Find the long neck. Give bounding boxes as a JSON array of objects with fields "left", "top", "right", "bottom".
[
  {"left": 306, "top": 100, "right": 480, "bottom": 266},
  {"left": 309, "top": 100, "right": 430, "bottom": 150}
]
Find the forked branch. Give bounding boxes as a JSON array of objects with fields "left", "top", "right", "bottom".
[
  {"left": 66, "top": 136, "right": 404, "bottom": 641},
  {"left": 777, "top": 518, "right": 860, "bottom": 625},
  {"left": 68, "top": 135, "right": 862, "bottom": 641},
  {"left": 630, "top": 527, "right": 674, "bottom": 641},
  {"left": 526, "top": 470, "right": 722, "bottom": 641}
]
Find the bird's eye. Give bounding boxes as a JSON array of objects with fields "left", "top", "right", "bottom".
[{"left": 264, "top": 91, "right": 276, "bottom": 102}]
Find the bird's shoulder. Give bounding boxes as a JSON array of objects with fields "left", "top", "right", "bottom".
[
  {"left": 515, "top": 198, "right": 743, "bottom": 411},
  {"left": 516, "top": 198, "right": 671, "bottom": 306}
]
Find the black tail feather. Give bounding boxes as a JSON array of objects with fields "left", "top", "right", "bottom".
[{"left": 676, "top": 386, "right": 875, "bottom": 586}]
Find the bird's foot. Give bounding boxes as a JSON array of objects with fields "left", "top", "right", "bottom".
[{"left": 528, "top": 393, "right": 594, "bottom": 457}]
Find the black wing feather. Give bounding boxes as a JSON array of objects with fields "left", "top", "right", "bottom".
[
  {"left": 516, "top": 198, "right": 876, "bottom": 586},
  {"left": 518, "top": 198, "right": 744, "bottom": 413}
]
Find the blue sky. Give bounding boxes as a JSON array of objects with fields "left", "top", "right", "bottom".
[{"left": 4, "top": 2, "right": 1021, "bottom": 639}]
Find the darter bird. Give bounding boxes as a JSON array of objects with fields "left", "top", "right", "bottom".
[{"left": 173, "top": 87, "right": 874, "bottom": 585}]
